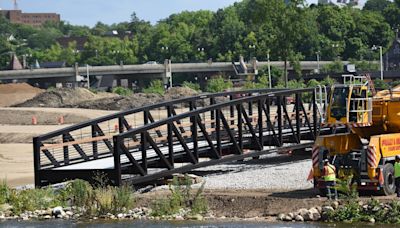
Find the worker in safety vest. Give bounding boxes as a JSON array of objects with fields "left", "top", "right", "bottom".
[
  {"left": 322, "top": 159, "right": 337, "bottom": 200},
  {"left": 395, "top": 155, "right": 400, "bottom": 197}
]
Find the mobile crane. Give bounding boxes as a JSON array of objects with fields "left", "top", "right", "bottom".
[{"left": 312, "top": 75, "right": 400, "bottom": 195}]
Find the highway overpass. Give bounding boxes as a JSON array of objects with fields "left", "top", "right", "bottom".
[{"left": 0, "top": 61, "right": 348, "bottom": 82}]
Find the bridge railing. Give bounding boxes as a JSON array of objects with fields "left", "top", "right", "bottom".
[
  {"left": 112, "top": 88, "right": 320, "bottom": 185},
  {"left": 33, "top": 88, "right": 281, "bottom": 186}
]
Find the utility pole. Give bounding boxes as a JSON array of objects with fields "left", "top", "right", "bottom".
[
  {"left": 372, "top": 45, "right": 384, "bottom": 80},
  {"left": 267, "top": 51, "right": 272, "bottom": 89}
]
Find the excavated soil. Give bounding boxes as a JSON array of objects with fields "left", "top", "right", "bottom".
[
  {"left": 14, "top": 86, "right": 199, "bottom": 111},
  {"left": 0, "top": 83, "right": 43, "bottom": 107},
  {"left": 15, "top": 88, "right": 117, "bottom": 108}
]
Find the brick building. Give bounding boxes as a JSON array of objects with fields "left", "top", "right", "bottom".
[{"left": 0, "top": 10, "right": 60, "bottom": 27}]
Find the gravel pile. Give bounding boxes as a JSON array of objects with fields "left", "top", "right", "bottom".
[{"left": 196, "top": 154, "right": 313, "bottom": 190}]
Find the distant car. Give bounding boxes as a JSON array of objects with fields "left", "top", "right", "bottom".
[{"left": 144, "top": 61, "right": 158, "bottom": 64}]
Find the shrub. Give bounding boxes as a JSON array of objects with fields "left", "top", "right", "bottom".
[
  {"left": 143, "top": 80, "right": 165, "bottom": 95},
  {"left": 374, "top": 79, "right": 389, "bottom": 90},
  {"left": 321, "top": 60, "right": 344, "bottom": 73},
  {"left": 112, "top": 185, "right": 135, "bottom": 213},
  {"left": 112, "top": 86, "right": 132, "bottom": 96},
  {"left": 182, "top": 81, "right": 201, "bottom": 92},
  {"left": 63, "top": 179, "right": 94, "bottom": 209},
  {"left": 9, "top": 187, "right": 63, "bottom": 214},
  {"left": 307, "top": 79, "right": 320, "bottom": 88},
  {"left": 243, "top": 75, "right": 269, "bottom": 90},
  {"left": 206, "top": 76, "right": 233, "bottom": 93},
  {"left": 151, "top": 175, "right": 208, "bottom": 216},
  {"left": 321, "top": 76, "right": 336, "bottom": 87},
  {"left": 0, "top": 180, "right": 11, "bottom": 205},
  {"left": 95, "top": 187, "right": 114, "bottom": 216}
]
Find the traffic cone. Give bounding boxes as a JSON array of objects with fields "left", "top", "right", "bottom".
[
  {"left": 31, "top": 116, "right": 37, "bottom": 125},
  {"left": 58, "top": 116, "right": 64, "bottom": 125},
  {"left": 307, "top": 168, "right": 314, "bottom": 181},
  {"left": 378, "top": 169, "right": 384, "bottom": 185}
]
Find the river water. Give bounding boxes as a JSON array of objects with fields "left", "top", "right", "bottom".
[{"left": 1, "top": 220, "right": 399, "bottom": 228}]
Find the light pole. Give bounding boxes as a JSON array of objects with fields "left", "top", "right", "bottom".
[
  {"left": 267, "top": 50, "right": 272, "bottom": 89},
  {"left": 332, "top": 44, "right": 339, "bottom": 60},
  {"left": 197, "top": 47, "right": 205, "bottom": 62},
  {"left": 86, "top": 64, "right": 90, "bottom": 89},
  {"left": 372, "top": 45, "right": 383, "bottom": 80},
  {"left": 316, "top": 51, "right": 321, "bottom": 74},
  {"left": 248, "top": 44, "right": 256, "bottom": 62},
  {"left": 162, "top": 46, "right": 172, "bottom": 88}
]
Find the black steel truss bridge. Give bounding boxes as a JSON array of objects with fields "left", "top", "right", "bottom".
[{"left": 34, "top": 88, "right": 326, "bottom": 187}]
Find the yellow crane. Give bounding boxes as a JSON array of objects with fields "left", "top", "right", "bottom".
[{"left": 312, "top": 75, "right": 400, "bottom": 195}]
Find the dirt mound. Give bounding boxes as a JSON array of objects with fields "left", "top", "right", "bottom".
[
  {"left": 0, "top": 83, "right": 43, "bottom": 107},
  {"left": 72, "top": 93, "right": 163, "bottom": 110},
  {"left": 14, "top": 86, "right": 200, "bottom": 111},
  {"left": 15, "top": 88, "right": 117, "bottom": 108},
  {"left": 164, "top": 86, "right": 199, "bottom": 100}
]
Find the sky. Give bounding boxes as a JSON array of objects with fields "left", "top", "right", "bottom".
[{"left": 0, "top": 0, "right": 366, "bottom": 27}]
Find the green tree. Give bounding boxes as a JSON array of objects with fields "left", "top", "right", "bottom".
[{"left": 364, "top": 0, "right": 391, "bottom": 12}]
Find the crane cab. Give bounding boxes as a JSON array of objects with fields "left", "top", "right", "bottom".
[{"left": 326, "top": 75, "right": 372, "bottom": 127}]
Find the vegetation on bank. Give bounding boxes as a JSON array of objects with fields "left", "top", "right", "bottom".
[
  {"left": 151, "top": 176, "right": 208, "bottom": 217},
  {"left": 0, "top": 177, "right": 208, "bottom": 220},
  {"left": 325, "top": 198, "right": 400, "bottom": 224}
]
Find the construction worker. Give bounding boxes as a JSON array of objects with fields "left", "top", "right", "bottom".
[
  {"left": 395, "top": 155, "right": 400, "bottom": 197},
  {"left": 323, "top": 159, "right": 337, "bottom": 200}
]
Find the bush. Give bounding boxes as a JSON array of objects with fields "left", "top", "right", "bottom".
[
  {"left": 182, "top": 81, "right": 201, "bottom": 92},
  {"left": 0, "top": 180, "right": 11, "bottom": 205},
  {"left": 143, "top": 80, "right": 165, "bottom": 95},
  {"left": 9, "top": 187, "right": 63, "bottom": 214},
  {"left": 95, "top": 187, "right": 114, "bottom": 216},
  {"left": 243, "top": 75, "right": 269, "bottom": 90},
  {"left": 206, "top": 76, "right": 233, "bottom": 93},
  {"left": 321, "top": 60, "right": 344, "bottom": 73},
  {"left": 321, "top": 76, "right": 337, "bottom": 87},
  {"left": 112, "top": 185, "right": 135, "bottom": 213},
  {"left": 374, "top": 79, "right": 389, "bottom": 90},
  {"left": 151, "top": 175, "right": 208, "bottom": 216},
  {"left": 307, "top": 79, "right": 320, "bottom": 88},
  {"left": 63, "top": 179, "right": 94, "bottom": 209},
  {"left": 112, "top": 86, "right": 132, "bottom": 96}
]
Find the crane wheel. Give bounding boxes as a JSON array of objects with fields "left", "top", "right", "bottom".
[{"left": 380, "top": 163, "right": 396, "bottom": 196}]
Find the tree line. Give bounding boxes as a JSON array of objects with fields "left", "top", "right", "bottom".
[{"left": 0, "top": 0, "right": 399, "bottom": 72}]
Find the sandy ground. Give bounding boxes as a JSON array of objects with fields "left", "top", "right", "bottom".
[
  {"left": 0, "top": 107, "right": 118, "bottom": 187},
  {"left": 0, "top": 144, "right": 34, "bottom": 187}
]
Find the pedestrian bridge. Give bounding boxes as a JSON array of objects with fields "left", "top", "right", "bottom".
[{"left": 34, "top": 88, "right": 328, "bottom": 187}]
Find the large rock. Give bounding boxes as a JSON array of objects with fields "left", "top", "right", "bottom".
[
  {"left": 277, "top": 213, "right": 285, "bottom": 221},
  {"left": 303, "top": 208, "right": 321, "bottom": 221},
  {"left": 295, "top": 215, "right": 304, "bottom": 222},
  {"left": 283, "top": 215, "right": 293, "bottom": 221},
  {"left": 52, "top": 206, "right": 66, "bottom": 218},
  {"left": 331, "top": 201, "right": 339, "bottom": 209},
  {"left": 297, "top": 208, "right": 309, "bottom": 217},
  {"left": 322, "top": 206, "right": 335, "bottom": 214}
]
